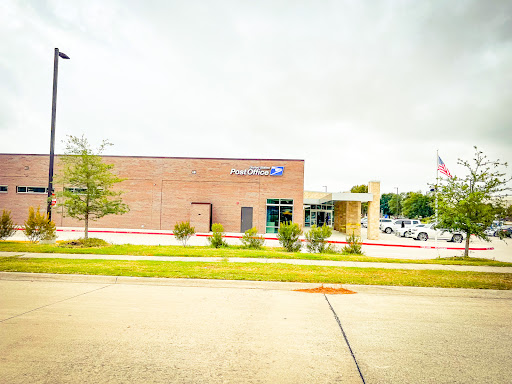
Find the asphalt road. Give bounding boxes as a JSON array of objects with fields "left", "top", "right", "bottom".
[{"left": 1, "top": 273, "right": 511, "bottom": 384}]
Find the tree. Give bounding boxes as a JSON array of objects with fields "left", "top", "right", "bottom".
[
  {"left": 402, "top": 192, "right": 434, "bottom": 218},
  {"left": 173, "top": 221, "right": 195, "bottom": 246},
  {"left": 277, "top": 222, "right": 302, "bottom": 252},
  {"left": 23, "top": 206, "right": 56, "bottom": 243},
  {"left": 380, "top": 193, "right": 393, "bottom": 217},
  {"left": 56, "top": 135, "right": 129, "bottom": 239},
  {"left": 437, "top": 147, "right": 511, "bottom": 257},
  {"left": 0, "top": 210, "right": 17, "bottom": 240},
  {"left": 387, "top": 193, "right": 403, "bottom": 217},
  {"left": 350, "top": 184, "right": 368, "bottom": 216}
]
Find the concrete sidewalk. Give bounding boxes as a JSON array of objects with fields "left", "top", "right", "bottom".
[{"left": 2, "top": 251, "right": 511, "bottom": 273}]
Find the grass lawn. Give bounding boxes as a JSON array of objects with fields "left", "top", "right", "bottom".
[
  {"left": 0, "top": 241, "right": 510, "bottom": 267},
  {"left": 0, "top": 256, "right": 510, "bottom": 289}
]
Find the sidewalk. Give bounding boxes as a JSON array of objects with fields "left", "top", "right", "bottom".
[{"left": 2, "top": 251, "right": 511, "bottom": 274}]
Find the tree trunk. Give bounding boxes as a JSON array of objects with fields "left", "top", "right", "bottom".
[
  {"left": 85, "top": 213, "right": 89, "bottom": 240},
  {"left": 464, "top": 231, "right": 470, "bottom": 258}
]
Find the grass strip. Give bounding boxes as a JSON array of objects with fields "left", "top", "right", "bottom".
[
  {"left": 0, "top": 241, "right": 510, "bottom": 267},
  {"left": 1, "top": 257, "right": 511, "bottom": 290}
]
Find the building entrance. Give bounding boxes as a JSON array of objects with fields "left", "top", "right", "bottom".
[{"left": 304, "top": 204, "right": 333, "bottom": 228}]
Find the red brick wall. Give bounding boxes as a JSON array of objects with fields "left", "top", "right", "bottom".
[{"left": 0, "top": 154, "right": 304, "bottom": 233}]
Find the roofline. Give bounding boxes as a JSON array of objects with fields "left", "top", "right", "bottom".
[{"left": 0, "top": 153, "right": 304, "bottom": 162}]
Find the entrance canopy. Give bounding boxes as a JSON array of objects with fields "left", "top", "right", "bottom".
[
  {"left": 304, "top": 191, "right": 374, "bottom": 205},
  {"left": 303, "top": 183, "right": 381, "bottom": 240}
]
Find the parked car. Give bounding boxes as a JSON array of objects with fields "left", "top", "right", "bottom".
[
  {"left": 379, "top": 219, "right": 394, "bottom": 233},
  {"left": 497, "top": 226, "right": 512, "bottom": 238},
  {"left": 484, "top": 222, "right": 509, "bottom": 237},
  {"left": 381, "top": 219, "right": 421, "bottom": 234},
  {"left": 409, "top": 223, "right": 465, "bottom": 242},
  {"left": 395, "top": 223, "right": 427, "bottom": 238},
  {"left": 361, "top": 217, "right": 368, "bottom": 228}
]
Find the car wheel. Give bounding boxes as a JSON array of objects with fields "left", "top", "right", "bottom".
[
  {"left": 418, "top": 232, "right": 428, "bottom": 241},
  {"left": 452, "top": 234, "right": 463, "bottom": 243},
  {"left": 385, "top": 227, "right": 392, "bottom": 234}
]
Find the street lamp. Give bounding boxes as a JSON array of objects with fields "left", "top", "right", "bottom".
[
  {"left": 395, "top": 187, "right": 400, "bottom": 217},
  {"left": 47, "top": 48, "right": 70, "bottom": 221},
  {"left": 323, "top": 186, "right": 327, "bottom": 193}
]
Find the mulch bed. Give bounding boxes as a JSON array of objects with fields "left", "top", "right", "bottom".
[{"left": 294, "top": 286, "right": 356, "bottom": 294}]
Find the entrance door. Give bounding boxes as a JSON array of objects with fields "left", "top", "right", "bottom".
[
  {"left": 241, "top": 207, "right": 253, "bottom": 233},
  {"left": 317, "top": 211, "right": 325, "bottom": 226}
]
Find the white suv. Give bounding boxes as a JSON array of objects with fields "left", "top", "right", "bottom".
[
  {"left": 381, "top": 219, "right": 421, "bottom": 234},
  {"left": 379, "top": 219, "right": 394, "bottom": 233}
]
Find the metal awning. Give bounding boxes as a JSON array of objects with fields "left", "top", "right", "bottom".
[{"left": 304, "top": 192, "right": 374, "bottom": 205}]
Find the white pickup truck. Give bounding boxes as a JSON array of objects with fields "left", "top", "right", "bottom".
[{"left": 409, "top": 223, "right": 465, "bottom": 243}]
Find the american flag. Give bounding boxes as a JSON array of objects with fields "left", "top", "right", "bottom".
[{"left": 438, "top": 156, "right": 452, "bottom": 178}]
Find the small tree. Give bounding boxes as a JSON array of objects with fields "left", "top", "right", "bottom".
[
  {"left": 173, "top": 221, "right": 195, "bottom": 246},
  {"left": 437, "top": 147, "right": 511, "bottom": 257},
  {"left": 277, "top": 222, "right": 302, "bottom": 252},
  {"left": 0, "top": 210, "right": 17, "bottom": 240},
  {"left": 305, "top": 224, "right": 332, "bottom": 253},
  {"left": 208, "top": 223, "right": 228, "bottom": 248},
  {"left": 341, "top": 233, "right": 364, "bottom": 255},
  {"left": 23, "top": 206, "right": 56, "bottom": 243},
  {"left": 241, "top": 227, "right": 265, "bottom": 249},
  {"left": 55, "top": 135, "right": 129, "bottom": 239}
]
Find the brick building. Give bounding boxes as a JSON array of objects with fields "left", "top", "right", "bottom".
[
  {"left": 1, "top": 154, "right": 381, "bottom": 238},
  {"left": 0, "top": 154, "right": 304, "bottom": 234}
]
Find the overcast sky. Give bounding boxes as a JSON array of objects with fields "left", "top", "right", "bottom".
[{"left": 1, "top": 0, "right": 511, "bottom": 194}]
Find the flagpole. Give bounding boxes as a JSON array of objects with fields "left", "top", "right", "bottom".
[{"left": 435, "top": 150, "right": 439, "bottom": 257}]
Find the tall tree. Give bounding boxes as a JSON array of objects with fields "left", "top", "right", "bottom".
[
  {"left": 437, "top": 147, "right": 510, "bottom": 257},
  {"left": 380, "top": 193, "right": 393, "bottom": 217},
  {"left": 402, "top": 192, "right": 434, "bottom": 218},
  {"left": 56, "top": 135, "right": 129, "bottom": 239},
  {"left": 387, "top": 193, "right": 403, "bottom": 217},
  {"left": 350, "top": 184, "right": 368, "bottom": 216}
]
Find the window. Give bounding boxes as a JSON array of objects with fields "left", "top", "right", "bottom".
[
  {"left": 65, "top": 187, "right": 87, "bottom": 194},
  {"left": 0, "top": 186, "right": 7, "bottom": 193},
  {"left": 266, "top": 199, "right": 294, "bottom": 233},
  {"left": 17, "top": 186, "right": 47, "bottom": 194}
]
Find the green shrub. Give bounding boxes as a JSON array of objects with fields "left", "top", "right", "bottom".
[
  {"left": 277, "top": 222, "right": 302, "bottom": 252},
  {"left": 305, "top": 224, "right": 333, "bottom": 253},
  {"left": 173, "top": 221, "right": 195, "bottom": 247},
  {"left": 58, "top": 238, "right": 110, "bottom": 248},
  {"left": 23, "top": 206, "right": 56, "bottom": 243},
  {"left": 241, "top": 227, "right": 265, "bottom": 249},
  {"left": 208, "top": 223, "right": 228, "bottom": 248},
  {"left": 0, "top": 210, "right": 17, "bottom": 240},
  {"left": 342, "top": 233, "right": 364, "bottom": 255}
]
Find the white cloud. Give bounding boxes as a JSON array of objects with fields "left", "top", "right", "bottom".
[{"left": 1, "top": 0, "right": 511, "bottom": 194}]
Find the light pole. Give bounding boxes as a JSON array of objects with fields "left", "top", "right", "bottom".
[
  {"left": 47, "top": 48, "right": 70, "bottom": 221},
  {"left": 323, "top": 186, "right": 327, "bottom": 193},
  {"left": 395, "top": 187, "right": 399, "bottom": 217}
]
